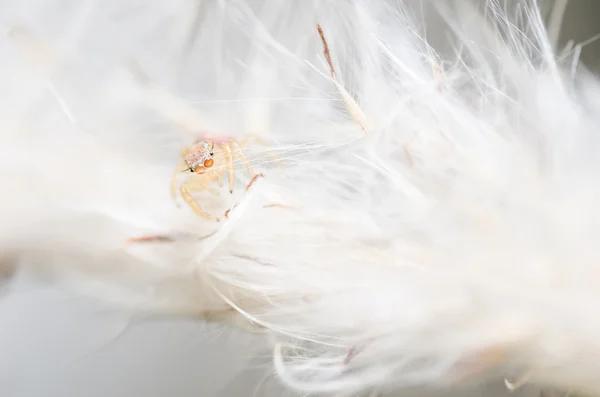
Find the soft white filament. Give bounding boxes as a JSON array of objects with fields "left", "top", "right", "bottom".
[{"left": 2, "top": 0, "right": 600, "bottom": 396}]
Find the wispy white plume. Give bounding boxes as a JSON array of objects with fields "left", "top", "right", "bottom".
[{"left": 3, "top": 0, "right": 600, "bottom": 396}]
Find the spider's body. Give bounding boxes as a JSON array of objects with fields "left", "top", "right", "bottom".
[
  {"left": 171, "top": 137, "right": 257, "bottom": 222},
  {"left": 183, "top": 140, "right": 215, "bottom": 173}
]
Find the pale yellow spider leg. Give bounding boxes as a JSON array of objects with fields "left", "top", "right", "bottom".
[
  {"left": 215, "top": 164, "right": 225, "bottom": 187},
  {"left": 171, "top": 170, "right": 180, "bottom": 201},
  {"left": 171, "top": 161, "right": 187, "bottom": 201},
  {"left": 231, "top": 141, "right": 256, "bottom": 176},
  {"left": 186, "top": 175, "right": 220, "bottom": 195},
  {"left": 222, "top": 143, "right": 236, "bottom": 193},
  {"left": 203, "top": 184, "right": 220, "bottom": 195},
  {"left": 179, "top": 183, "right": 220, "bottom": 222},
  {"left": 171, "top": 149, "right": 191, "bottom": 201}
]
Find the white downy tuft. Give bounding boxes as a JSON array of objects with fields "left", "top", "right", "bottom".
[{"left": 2, "top": 0, "right": 600, "bottom": 395}]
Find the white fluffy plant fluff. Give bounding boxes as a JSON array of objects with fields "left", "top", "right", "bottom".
[{"left": 2, "top": 0, "right": 600, "bottom": 395}]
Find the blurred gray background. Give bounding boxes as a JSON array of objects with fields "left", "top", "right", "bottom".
[
  {"left": 556, "top": 0, "right": 600, "bottom": 71},
  {"left": 2, "top": 1, "right": 600, "bottom": 396}
]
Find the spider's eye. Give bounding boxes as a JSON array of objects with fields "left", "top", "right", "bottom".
[
  {"left": 209, "top": 152, "right": 214, "bottom": 156},
  {"left": 203, "top": 158, "right": 214, "bottom": 168}
]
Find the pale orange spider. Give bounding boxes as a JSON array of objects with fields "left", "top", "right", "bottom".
[{"left": 171, "top": 137, "right": 262, "bottom": 222}]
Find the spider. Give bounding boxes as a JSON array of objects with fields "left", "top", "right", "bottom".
[{"left": 171, "top": 137, "right": 262, "bottom": 222}]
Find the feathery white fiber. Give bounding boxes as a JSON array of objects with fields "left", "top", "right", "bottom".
[{"left": 2, "top": 0, "right": 600, "bottom": 395}]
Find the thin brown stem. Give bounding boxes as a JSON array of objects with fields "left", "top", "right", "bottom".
[
  {"left": 316, "top": 24, "right": 370, "bottom": 135},
  {"left": 317, "top": 24, "right": 336, "bottom": 79},
  {"left": 125, "top": 235, "right": 175, "bottom": 243}
]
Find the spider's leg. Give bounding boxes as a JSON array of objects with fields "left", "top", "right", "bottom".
[
  {"left": 171, "top": 158, "right": 189, "bottom": 202},
  {"left": 222, "top": 142, "right": 236, "bottom": 193},
  {"left": 231, "top": 141, "right": 256, "bottom": 176},
  {"left": 215, "top": 164, "right": 225, "bottom": 187},
  {"left": 180, "top": 182, "right": 220, "bottom": 222},
  {"left": 203, "top": 184, "right": 220, "bottom": 196},
  {"left": 245, "top": 173, "right": 264, "bottom": 191},
  {"left": 186, "top": 175, "right": 220, "bottom": 195}
]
